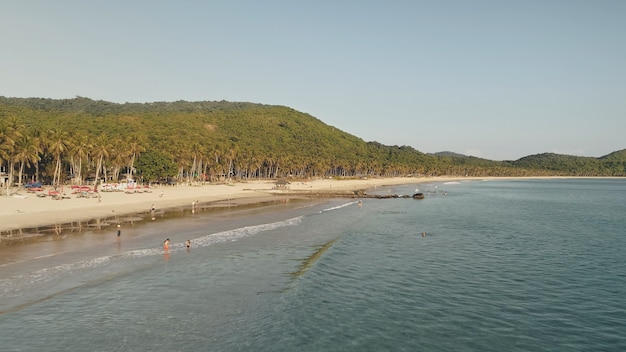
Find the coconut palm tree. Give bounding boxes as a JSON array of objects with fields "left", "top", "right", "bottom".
[
  {"left": 47, "top": 129, "right": 70, "bottom": 187},
  {"left": 125, "top": 134, "right": 145, "bottom": 178},
  {"left": 91, "top": 135, "right": 111, "bottom": 190},
  {"left": 109, "top": 137, "right": 129, "bottom": 182},
  {"left": 189, "top": 142, "right": 204, "bottom": 182},
  {"left": 226, "top": 144, "right": 238, "bottom": 180},
  {"left": 13, "top": 135, "right": 42, "bottom": 187},
  {"left": 166, "top": 140, "right": 189, "bottom": 182},
  {"left": 0, "top": 119, "right": 19, "bottom": 194},
  {"left": 249, "top": 151, "right": 264, "bottom": 180},
  {"left": 0, "top": 120, "right": 16, "bottom": 165},
  {"left": 212, "top": 145, "right": 224, "bottom": 180},
  {"left": 68, "top": 132, "right": 91, "bottom": 184},
  {"left": 28, "top": 127, "right": 48, "bottom": 183}
]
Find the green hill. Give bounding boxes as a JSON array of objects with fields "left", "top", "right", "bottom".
[
  {"left": 599, "top": 149, "right": 626, "bottom": 161},
  {"left": 0, "top": 97, "right": 623, "bottom": 186},
  {"left": 508, "top": 152, "right": 625, "bottom": 176}
]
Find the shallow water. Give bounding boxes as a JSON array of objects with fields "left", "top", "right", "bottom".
[{"left": 1, "top": 179, "right": 625, "bottom": 351}]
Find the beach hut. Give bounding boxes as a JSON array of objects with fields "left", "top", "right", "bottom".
[
  {"left": 274, "top": 178, "right": 290, "bottom": 190},
  {"left": 0, "top": 172, "right": 9, "bottom": 188}
]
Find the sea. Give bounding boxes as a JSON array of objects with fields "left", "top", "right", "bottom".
[{"left": 0, "top": 178, "right": 624, "bottom": 352}]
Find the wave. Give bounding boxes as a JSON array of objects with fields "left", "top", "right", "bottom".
[
  {"left": 0, "top": 216, "right": 304, "bottom": 311},
  {"left": 443, "top": 181, "right": 461, "bottom": 185},
  {"left": 320, "top": 201, "right": 359, "bottom": 213},
  {"left": 185, "top": 216, "right": 303, "bottom": 249}
]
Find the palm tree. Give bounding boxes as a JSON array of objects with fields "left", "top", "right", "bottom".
[
  {"left": 126, "top": 134, "right": 145, "bottom": 179},
  {"left": 68, "top": 132, "right": 91, "bottom": 184},
  {"left": 0, "top": 120, "right": 16, "bottom": 165},
  {"left": 28, "top": 127, "right": 48, "bottom": 183},
  {"left": 189, "top": 142, "right": 204, "bottom": 182},
  {"left": 166, "top": 140, "right": 189, "bottom": 182},
  {"left": 91, "top": 135, "right": 110, "bottom": 190},
  {"left": 226, "top": 144, "right": 238, "bottom": 180},
  {"left": 47, "top": 129, "right": 70, "bottom": 187},
  {"left": 0, "top": 119, "right": 19, "bottom": 194},
  {"left": 211, "top": 145, "right": 224, "bottom": 181},
  {"left": 13, "top": 135, "right": 42, "bottom": 187},
  {"left": 249, "top": 152, "right": 263, "bottom": 180},
  {"left": 109, "top": 137, "right": 129, "bottom": 182}
]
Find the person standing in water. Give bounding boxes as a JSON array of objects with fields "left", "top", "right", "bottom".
[
  {"left": 163, "top": 239, "right": 171, "bottom": 261},
  {"left": 116, "top": 224, "right": 121, "bottom": 237}
]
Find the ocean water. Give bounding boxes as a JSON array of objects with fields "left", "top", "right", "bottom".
[{"left": 1, "top": 178, "right": 625, "bottom": 351}]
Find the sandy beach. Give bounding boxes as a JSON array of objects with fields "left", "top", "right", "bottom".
[
  {"left": 1, "top": 175, "right": 602, "bottom": 236},
  {"left": 0, "top": 177, "right": 444, "bottom": 234}
]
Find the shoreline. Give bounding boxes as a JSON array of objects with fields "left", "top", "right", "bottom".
[
  {"left": 0, "top": 176, "right": 611, "bottom": 237},
  {"left": 0, "top": 176, "right": 415, "bottom": 235}
]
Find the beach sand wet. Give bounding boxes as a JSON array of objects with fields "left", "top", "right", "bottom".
[
  {"left": 0, "top": 195, "right": 325, "bottom": 283},
  {"left": 1, "top": 177, "right": 443, "bottom": 235},
  {"left": 0, "top": 177, "right": 429, "bottom": 276},
  {"left": 0, "top": 175, "right": 589, "bottom": 241}
]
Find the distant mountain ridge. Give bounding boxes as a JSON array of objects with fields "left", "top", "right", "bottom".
[{"left": 432, "top": 150, "right": 625, "bottom": 162}]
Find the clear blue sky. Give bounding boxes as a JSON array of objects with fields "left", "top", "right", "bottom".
[{"left": 2, "top": 0, "right": 624, "bottom": 160}]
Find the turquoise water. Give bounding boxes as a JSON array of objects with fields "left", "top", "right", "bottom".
[{"left": 1, "top": 179, "right": 625, "bottom": 351}]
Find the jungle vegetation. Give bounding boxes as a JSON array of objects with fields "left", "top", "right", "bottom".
[{"left": 0, "top": 96, "right": 624, "bottom": 189}]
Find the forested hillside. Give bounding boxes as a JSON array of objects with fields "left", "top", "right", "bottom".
[
  {"left": 508, "top": 152, "right": 626, "bottom": 176},
  {"left": 0, "top": 97, "right": 623, "bottom": 187}
]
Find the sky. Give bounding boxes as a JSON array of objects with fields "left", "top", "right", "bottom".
[{"left": 1, "top": 0, "right": 625, "bottom": 161}]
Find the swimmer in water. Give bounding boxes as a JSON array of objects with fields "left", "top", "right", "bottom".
[
  {"left": 185, "top": 240, "right": 191, "bottom": 249},
  {"left": 163, "top": 238, "right": 170, "bottom": 250}
]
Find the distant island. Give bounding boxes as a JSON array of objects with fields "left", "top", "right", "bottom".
[{"left": 0, "top": 96, "right": 624, "bottom": 190}]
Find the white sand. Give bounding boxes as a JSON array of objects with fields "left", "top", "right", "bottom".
[{"left": 0, "top": 177, "right": 436, "bottom": 232}]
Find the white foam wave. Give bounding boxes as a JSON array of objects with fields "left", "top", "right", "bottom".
[
  {"left": 191, "top": 215, "right": 303, "bottom": 248},
  {"left": 121, "top": 216, "right": 304, "bottom": 257},
  {"left": 443, "top": 181, "right": 461, "bottom": 185},
  {"left": 1, "top": 216, "right": 305, "bottom": 298},
  {"left": 320, "top": 201, "right": 358, "bottom": 213}
]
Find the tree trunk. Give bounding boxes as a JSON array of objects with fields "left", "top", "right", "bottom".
[
  {"left": 18, "top": 161, "right": 25, "bottom": 189},
  {"left": 94, "top": 155, "right": 103, "bottom": 192}
]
